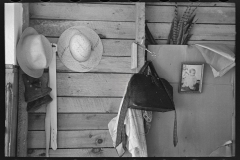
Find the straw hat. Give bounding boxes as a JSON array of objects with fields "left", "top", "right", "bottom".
[
  {"left": 57, "top": 26, "right": 103, "bottom": 72},
  {"left": 16, "top": 27, "right": 53, "bottom": 78}
]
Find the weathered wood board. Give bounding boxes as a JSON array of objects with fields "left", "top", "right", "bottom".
[
  {"left": 28, "top": 114, "right": 117, "bottom": 130},
  {"left": 146, "top": 6, "right": 235, "bottom": 24},
  {"left": 17, "top": 3, "right": 29, "bottom": 157},
  {"left": 5, "top": 68, "right": 18, "bottom": 156},
  {"left": 28, "top": 148, "right": 132, "bottom": 157},
  {"left": 30, "top": 20, "right": 135, "bottom": 39},
  {"left": 29, "top": 97, "right": 122, "bottom": 113},
  {"left": 29, "top": 3, "right": 136, "bottom": 22},
  {"left": 48, "top": 38, "right": 134, "bottom": 56}
]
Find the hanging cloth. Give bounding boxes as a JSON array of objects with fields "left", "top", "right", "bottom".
[{"left": 110, "top": 61, "right": 178, "bottom": 157}]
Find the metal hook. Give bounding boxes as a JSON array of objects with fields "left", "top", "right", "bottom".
[{"left": 133, "top": 42, "right": 157, "bottom": 56}]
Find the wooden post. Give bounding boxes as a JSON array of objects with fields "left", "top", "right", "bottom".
[
  {"left": 5, "top": 68, "right": 18, "bottom": 157},
  {"left": 17, "top": 3, "right": 29, "bottom": 157},
  {"left": 135, "top": 2, "right": 145, "bottom": 73}
]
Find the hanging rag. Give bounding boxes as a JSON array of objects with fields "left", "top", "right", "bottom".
[
  {"left": 108, "top": 83, "right": 148, "bottom": 157},
  {"left": 194, "top": 43, "right": 235, "bottom": 78},
  {"left": 108, "top": 61, "right": 178, "bottom": 157}
]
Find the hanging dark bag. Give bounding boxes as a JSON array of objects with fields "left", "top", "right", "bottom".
[
  {"left": 128, "top": 61, "right": 175, "bottom": 112},
  {"left": 128, "top": 61, "right": 178, "bottom": 147},
  {"left": 115, "top": 61, "right": 178, "bottom": 156}
]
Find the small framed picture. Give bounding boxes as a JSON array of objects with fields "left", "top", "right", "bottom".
[{"left": 179, "top": 63, "right": 204, "bottom": 93}]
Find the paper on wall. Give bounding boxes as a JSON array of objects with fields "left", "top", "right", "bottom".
[{"left": 194, "top": 43, "right": 235, "bottom": 78}]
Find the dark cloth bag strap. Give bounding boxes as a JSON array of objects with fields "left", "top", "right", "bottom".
[
  {"left": 173, "top": 110, "right": 178, "bottom": 147},
  {"left": 141, "top": 61, "right": 178, "bottom": 147},
  {"left": 139, "top": 61, "right": 151, "bottom": 74}
]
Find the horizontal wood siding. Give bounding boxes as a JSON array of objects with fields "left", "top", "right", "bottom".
[
  {"left": 28, "top": 148, "right": 132, "bottom": 157},
  {"left": 30, "top": 20, "right": 135, "bottom": 39},
  {"left": 28, "top": 130, "right": 114, "bottom": 148},
  {"left": 29, "top": 97, "right": 122, "bottom": 113},
  {"left": 28, "top": 114, "right": 117, "bottom": 130},
  {"left": 145, "top": 2, "right": 235, "bottom": 47},
  {"left": 147, "top": 23, "right": 235, "bottom": 41},
  {"left": 27, "top": 2, "right": 138, "bottom": 157},
  {"left": 56, "top": 56, "right": 134, "bottom": 73},
  {"left": 29, "top": 3, "right": 136, "bottom": 22},
  {"left": 48, "top": 38, "right": 134, "bottom": 56},
  {"left": 146, "top": 6, "right": 235, "bottom": 24}
]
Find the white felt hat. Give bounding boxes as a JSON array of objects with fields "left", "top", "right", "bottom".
[
  {"left": 16, "top": 27, "right": 53, "bottom": 78},
  {"left": 57, "top": 26, "right": 103, "bottom": 72}
]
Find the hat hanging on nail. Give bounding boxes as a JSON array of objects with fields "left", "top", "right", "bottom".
[
  {"left": 57, "top": 26, "right": 103, "bottom": 72},
  {"left": 16, "top": 27, "right": 53, "bottom": 78}
]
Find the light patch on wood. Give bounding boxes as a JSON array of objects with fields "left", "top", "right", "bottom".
[
  {"left": 56, "top": 73, "right": 132, "bottom": 97},
  {"left": 56, "top": 56, "right": 133, "bottom": 73}
]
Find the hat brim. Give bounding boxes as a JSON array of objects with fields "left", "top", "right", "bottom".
[
  {"left": 16, "top": 27, "right": 45, "bottom": 78},
  {"left": 57, "top": 26, "right": 103, "bottom": 72}
]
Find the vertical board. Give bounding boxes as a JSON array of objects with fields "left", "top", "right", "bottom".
[
  {"left": 135, "top": 3, "right": 145, "bottom": 72},
  {"left": 17, "top": 3, "right": 29, "bottom": 157},
  {"left": 5, "top": 68, "right": 18, "bottom": 156}
]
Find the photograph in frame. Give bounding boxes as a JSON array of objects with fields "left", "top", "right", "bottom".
[{"left": 179, "top": 63, "right": 204, "bottom": 93}]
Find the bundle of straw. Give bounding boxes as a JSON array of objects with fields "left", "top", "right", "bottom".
[{"left": 167, "top": 3, "right": 200, "bottom": 45}]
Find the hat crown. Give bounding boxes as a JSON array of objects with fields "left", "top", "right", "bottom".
[
  {"left": 16, "top": 27, "right": 53, "bottom": 78},
  {"left": 69, "top": 33, "right": 91, "bottom": 62},
  {"left": 23, "top": 35, "right": 48, "bottom": 69}
]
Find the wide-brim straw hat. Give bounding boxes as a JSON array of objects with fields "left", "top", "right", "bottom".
[
  {"left": 16, "top": 27, "right": 53, "bottom": 78},
  {"left": 57, "top": 26, "right": 103, "bottom": 72}
]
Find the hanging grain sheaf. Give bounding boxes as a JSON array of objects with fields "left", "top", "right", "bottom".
[{"left": 167, "top": 3, "right": 200, "bottom": 45}]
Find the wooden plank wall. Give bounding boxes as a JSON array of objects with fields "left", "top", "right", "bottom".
[
  {"left": 21, "top": 2, "right": 235, "bottom": 157},
  {"left": 26, "top": 2, "right": 143, "bottom": 157},
  {"left": 145, "top": 2, "right": 235, "bottom": 50}
]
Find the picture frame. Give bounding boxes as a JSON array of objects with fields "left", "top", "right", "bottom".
[{"left": 178, "top": 63, "right": 205, "bottom": 93}]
